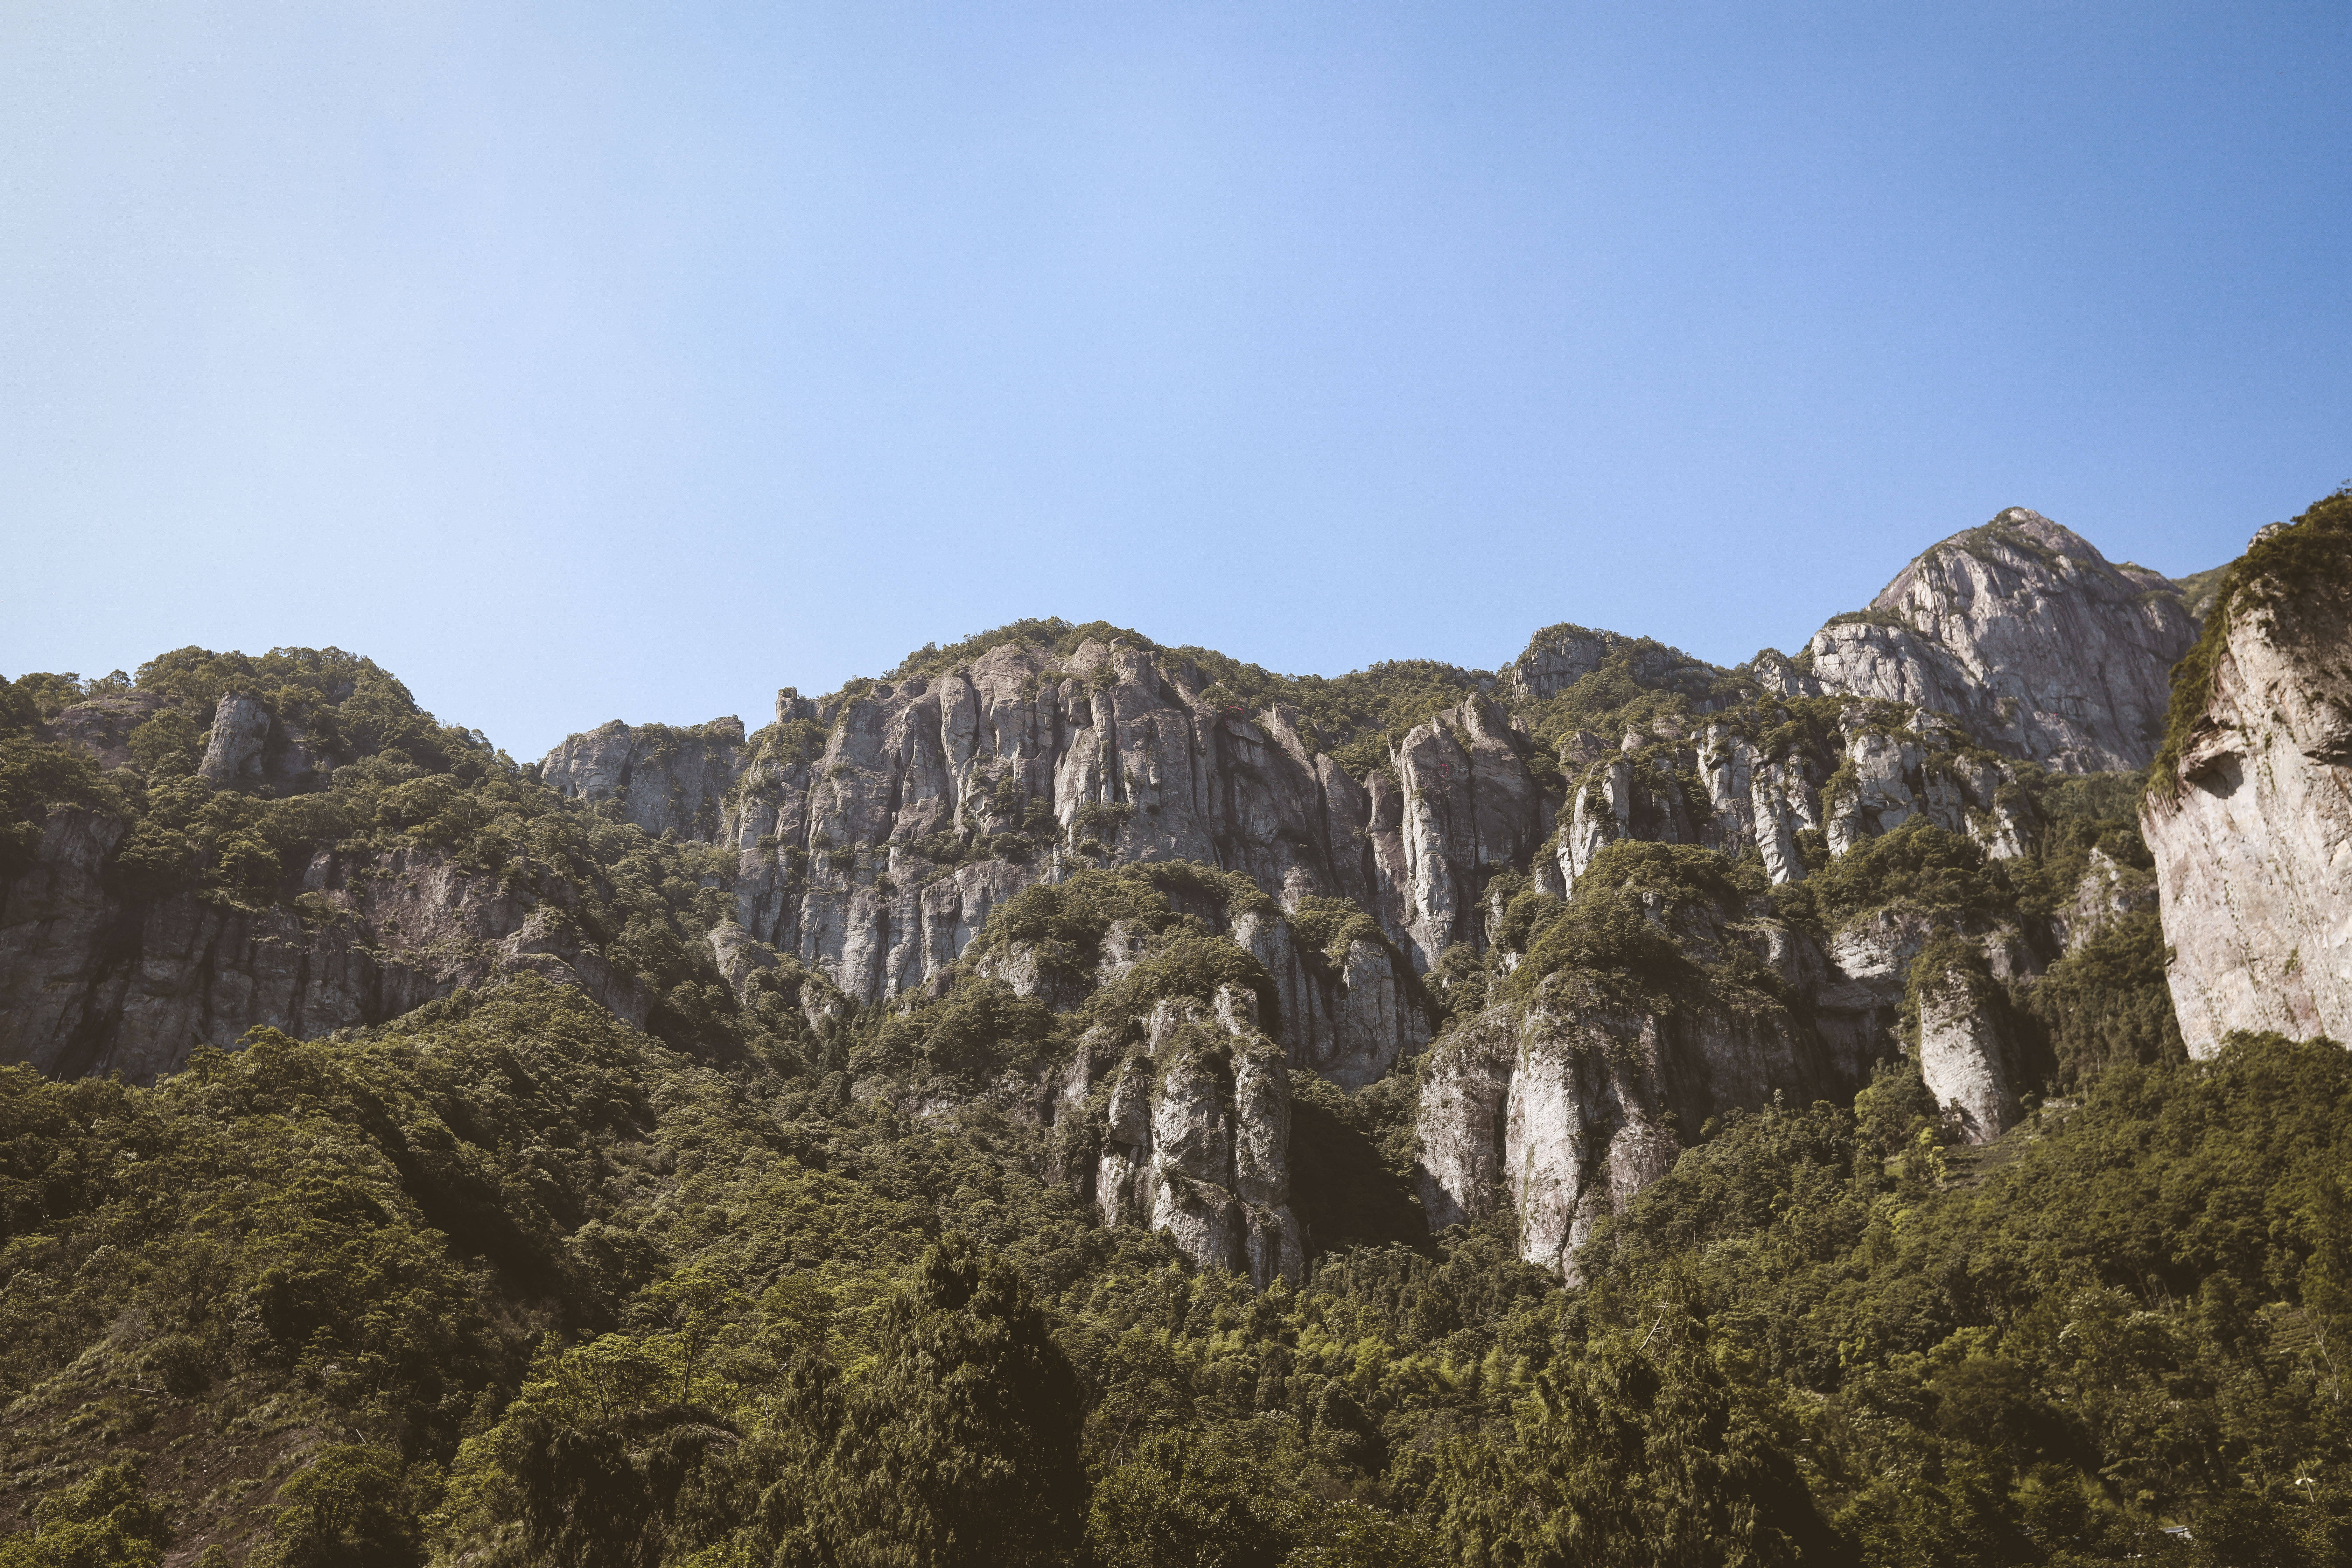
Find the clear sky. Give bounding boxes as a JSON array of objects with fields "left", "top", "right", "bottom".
[{"left": 3, "top": 2, "right": 2346, "bottom": 759}]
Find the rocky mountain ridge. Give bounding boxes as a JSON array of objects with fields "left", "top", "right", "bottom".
[{"left": 6, "top": 502, "right": 2307, "bottom": 1286}]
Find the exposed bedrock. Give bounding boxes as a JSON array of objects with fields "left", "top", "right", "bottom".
[
  {"left": 539, "top": 716, "right": 746, "bottom": 841},
  {"left": 1414, "top": 898, "right": 2039, "bottom": 1273},
  {"left": 0, "top": 807, "right": 645, "bottom": 1084},
  {"left": 1414, "top": 990, "right": 1840, "bottom": 1279},
  {"left": 1914, "top": 966, "right": 2018, "bottom": 1144},
  {"left": 664, "top": 638, "right": 1545, "bottom": 1032},
  {"left": 1550, "top": 712, "right": 2026, "bottom": 898},
  {"left": 1085, "top": 994, "right": 1305, "bottom": 1288},
  {"left": 1795, "top": 509, "right": 2200, "bottom": 773},
  {"left": 2143, "top": 502, "right": 2352, "bottom": 1055}
]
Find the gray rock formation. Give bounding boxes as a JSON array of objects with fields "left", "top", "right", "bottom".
[
  {"left": 194, "top": 692, "right": 327, "bottom": 794},
  {"left": 1802, "top": 509, "right": 2200, "bottom": 772},
  {"left": 539, "top": 717, "right": 746, "bottom": 840},
  {"left": 1545, "top": 702, "right": 2024, "bottom": 902},
  {"left": 1913, "top": 966, "right": 2017, "bottom": 1144},
  {"left": 1415, "top": 876, "right": 2049, "bottom": 1272},
  {"left": 0, "top": 807, "right": 645, "bottom": 1083},
  {"left": 1415, "top": 985, "right": 1842, "bottom": 1277},
  {"left": 609, "top": 641, "right": 1540, "bottom": 1083},
  {"left": 1507, "top": 625, "right": 1626, "bottom": 701},
  {"left": 197, "top": 693, "right": 272, "bottom": 788},
  {"left": 2143, "top": 509, "right": 2352, "bottom": 1055},
  {"left": 1091, "top": 995, "right": 1304, "bottom": 1287},
  {"left": 1231, "top": 907, "right": 1431, "bottom": 1090},
  {"left": 1415, "top": 893, "right": 1902, "bottom": 1275}
]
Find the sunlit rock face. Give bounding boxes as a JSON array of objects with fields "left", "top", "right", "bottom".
[
  {"left": 576, "top": 640, "right": 1538, "bottom": 1078},
  {"left": 2143, "top": 508, "right": 2352, "bottom": 1056},
  {"left": 1805, "top": 509, "right": 2200, "bottom": 774},
  {"left": 539, "top": 716, "right": 745, "bottom": 841},
  {"left": 1090, "top": 995, "right": 1304, "bottom": 1288}
]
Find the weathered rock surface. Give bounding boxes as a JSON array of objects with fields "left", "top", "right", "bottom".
[
  {"left": 1415, "top": 985, "right": 1853, "bottom": 1277},
  {"left": 2144, "top": 507, "right": 2352, "bottom": 1055},
  {"left": 1233, "top": 907, "right": 1432, "bottom": 1090},
  {"left": 1415, "top": 895, "right": 1902, "bottom": 1275},
  {"left": 539, "top": 717, "right": 746, "bottom": 840},
  {"left": 1802, "top": 509, "right": 2200, "bottom": 772},
  {"left": 1547, "top": 706, "right": 2022, "bottom": 898},
  {"left": 0, "top": 805, "right": 646, "bottom": 1083},
  {"left": 1090, "top": 995, "right": 1304, "bottom": 1287},
  {"left": 1913, "top": 967, "right": 2018, "bottom": 1144},
  {"left": 195, "top": 692, "right": 329, "bottom": 794},
  {"left": 595, "top": 641, "right": 1541, "bottom": 1083},
  {"left": 1415, "top": 887, "right": 2049, "bottom": 1270}
]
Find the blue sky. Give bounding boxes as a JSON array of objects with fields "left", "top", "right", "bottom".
[{"left": 3, "top": 2, "right": 2346, "bottom": 758}]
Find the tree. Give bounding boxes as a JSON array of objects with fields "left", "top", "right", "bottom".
[
  {"left": 822, "top": 1233, "right": 1088, "bottom": 1567},
  {"left": 1432, "top": 1306, "right": 1843, "bottom": 1568},
  {"left": 251, "top": 1446, "right": 420, "bottom": 1568}
]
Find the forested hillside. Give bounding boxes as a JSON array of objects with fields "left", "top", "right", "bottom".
[{"left": 2, "top": 496, "right": 2348, "bottom": 1566}]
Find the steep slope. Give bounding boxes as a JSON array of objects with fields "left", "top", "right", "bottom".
[
  {"left": 538, "top": 714, "right": 746, "bottom": 839},
  {"left": 1779, "top": 507, "right": 2203, "bottom": 772},
  {"left": 0, "top": 650, "right": 774, "bottom": 1083},
  {"left": 0, "top": 502, "right": 2224, "bottom": 1283},
  {"left": 2143, "top": 490, "right": 2352, "bottom": 1054}
]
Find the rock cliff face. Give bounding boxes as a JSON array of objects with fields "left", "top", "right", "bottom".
[
  {"left": 12, "top": 496, "right": 2282, "bottom": 1283},
  {"left": 1548, "top": 706, "right": 2026, "bottom": 898},
  {"left": 1913, "top": 967, "right": 2017, "bottom": 1143},
  {"left": 2143, "top": 498, "right": 2352, "bottom": 1055},
  {"left": 1413, "top": 885, "right": 2044, "bottom": 1268},
  {"left": 195, "top": 691, "right": 331, "bottom": 794},
  {"left": 539, "top": 716, "right": 746, "bottom": 840},
  {"left": 1415, "top": 978, "right": 1855, "bottom": 1277},
  {"left": 1232, "top": 906, "right": 1430, "bottom": 1090},
  {"left": 1797, "top": 509, "right": 2200, "bottom": 772},
  {"left": 0, "top": 809, "right": 645, "bottom": 1083},
  {"left": 598, "top": 639, "right": 1542, "bottom": 1080},
  {"left": 1085, "top": 994, "right": 1304, "bottom": 1288}
]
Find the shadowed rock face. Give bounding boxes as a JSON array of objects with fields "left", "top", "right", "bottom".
[
  {"left": 0, "top": 810, "right": 645, "bottom": 1083},
  {"left": 1801, "top": 510, "right": 2200, "bottom": 773},
  {"left": 2144, "top": 506, "right": 2352, "bottom": 1055}
]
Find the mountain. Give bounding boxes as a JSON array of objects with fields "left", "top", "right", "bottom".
[
  {"left": 1765, "top": 507, "right": 2203, "bottom": 772},
  {"left": 3, "top": 498, "right": 2347, "bottom": 1566}
]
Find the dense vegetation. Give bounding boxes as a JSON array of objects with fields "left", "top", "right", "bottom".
[
  {"left": 0, "top": 650, "right": 798, "bottom": 1062},
  {"left": 2, "top": 972, "right": 2342, "bottom": 1565},
  {"left": 3, "top": 575, "right": 2345, "bottom": 1566}
]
